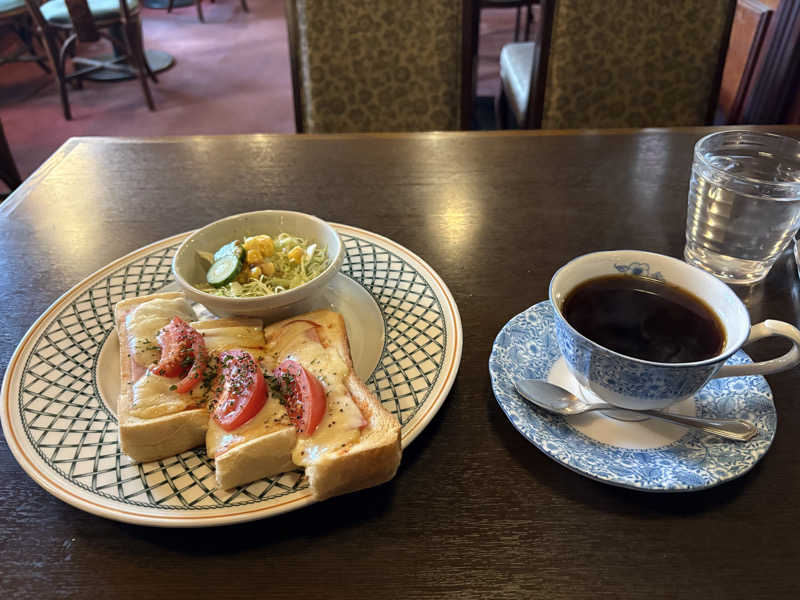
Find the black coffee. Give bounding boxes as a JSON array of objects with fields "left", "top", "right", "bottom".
[{"left": 562, "top": 275, "right": 725, "bottom": 363}]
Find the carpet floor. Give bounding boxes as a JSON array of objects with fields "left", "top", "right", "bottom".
[{"left": 0, "top": 2, "right": 523, "bottom": 184}]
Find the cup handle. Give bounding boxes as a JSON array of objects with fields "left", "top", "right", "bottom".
[{"left": 714, "top": 320, "right": 800, "bottom": 379}]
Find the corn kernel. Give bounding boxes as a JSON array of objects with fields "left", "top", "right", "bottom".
[
  {"left": 257, "top": 235, "right": 275, "bottom": 257},
  {"left": 250, "top": 265, "right": 262, "bottom": 279},
  {"left": 261, "top": 261, "right": 275, "bottom": 276},
  {"left": 246, "top": 248, "right": 263, "bottom": 264},
  {"left": 287, "top": 246, "right": 304, "bottom": 263},
  {"left": 243, "top": 237, "right": 258, "bottom": 251}
]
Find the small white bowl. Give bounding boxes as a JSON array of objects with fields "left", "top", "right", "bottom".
[{"left": 172, "top": 210, "right": 343, "bottom": 320}]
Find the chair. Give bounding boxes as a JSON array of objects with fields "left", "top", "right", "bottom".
[
  {"left": 285, "top": 0, "right": 479, "bottom": 133},
  {"left": 0, "top": 0, "right": 50, "bottom": 73},
  {"left": 481, "top": 0, "right": 534, "bottom": 42},
  {"left": 498, "top": 0, "right": 736, "bottom": 129},
  {"left": 166, "top": 0, "right": 248, "bottom": 23},
  {"left": 25, "top": 0, "right": 157, "bottom": 120},
  {"left": 0, "top": 117, "right": 22, "bottom": 192}
]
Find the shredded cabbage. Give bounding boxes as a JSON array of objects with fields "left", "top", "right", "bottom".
[{"left": 199, "top": 233, "right": 329, "bottom": 297}]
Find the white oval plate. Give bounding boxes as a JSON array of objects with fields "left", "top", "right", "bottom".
[
  {"left": 490, "top": 301, "right": 777, "bottom": 492},
  {"left": 1, "top": 224, "right": 462, "bottom": 526}
]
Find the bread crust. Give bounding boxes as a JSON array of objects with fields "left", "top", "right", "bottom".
[
  {"left": 263, "top": 310, "right": 402, "bottom": 501},
  {"left": 115, "top": 292, "right": 207, "bottom": 462},
  {"left": 213, "top": 428, "right": 297, "bottom": 490}
]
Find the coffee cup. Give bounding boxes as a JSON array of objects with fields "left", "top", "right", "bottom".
[{"left": 549, "top": 250, "right": 800, "bottom": 411}]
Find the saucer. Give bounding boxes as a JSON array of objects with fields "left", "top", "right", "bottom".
[{"left": 489, "top": 301, "right": 777, "bottom": 492}]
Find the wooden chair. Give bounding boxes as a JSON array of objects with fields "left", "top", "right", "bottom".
[
  {"left": 25, "top": 0, "right": 157, "bottom": 120},
  {"left": 166, "top": 0, "right": 248, "bottom": 23},
  {"left": 0, "top": 117, "right": 22, "bottom": 192},
  {"left": 498, "top": 0, "right": 737, "bottom": 129},
  {"left": 0, "top": 0, "right": 50, "bottom": 73},
  {"left": 481, "top": 0, "right": 535, "bottom": 42},
  {"left": 285, "top": 0, "right": 479, "bottom": 133}
]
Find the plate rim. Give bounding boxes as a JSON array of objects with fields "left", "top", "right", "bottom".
[
  {"left": 332, "top": 224, "right": 463, "bottom": 448},
  {"left": 1, "top": 224, "right": 462, "bottom": 526},
  {"left": 489, "top": 300, "right": 776, "bottom": 493}
]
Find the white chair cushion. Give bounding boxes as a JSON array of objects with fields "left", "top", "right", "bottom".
[{"left": 499, "top": 41, "right": 534, "bottom": 126}]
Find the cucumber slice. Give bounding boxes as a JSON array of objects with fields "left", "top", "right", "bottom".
[
  {"left": 213, "top": 240, "right": 243, "bottom": 263},
  {"left": 206, "top": 254, "right": 242, "bottom": 287}
]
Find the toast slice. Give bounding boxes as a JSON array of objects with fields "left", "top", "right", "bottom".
[
  {"left": 116, "top": 295, "right": 402, "bottom": 500},
  {"left": 263, "top": 310, "right": 402, "bottom": 501},
  {"left": 194, "top": 319, "right": 297, "bottom": 490},
  {"left": 115, "top": 292, "right": 209, "bottom": 462}
]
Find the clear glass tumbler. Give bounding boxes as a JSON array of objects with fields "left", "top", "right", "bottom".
[{"left": 684, "top": 131, "right": 800, "bottom": 284}]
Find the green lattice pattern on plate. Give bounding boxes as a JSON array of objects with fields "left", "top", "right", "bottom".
[{"left": 17, "top": 233, "right": 445, "bottom": 510}]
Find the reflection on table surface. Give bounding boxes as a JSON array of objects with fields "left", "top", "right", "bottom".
[{"left": 2, "top": 127, "right": 800, "bottom": 600}]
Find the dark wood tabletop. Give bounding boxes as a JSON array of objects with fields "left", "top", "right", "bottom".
[{"left": 2, "top": 128, "right": 800, "bottom": 599}]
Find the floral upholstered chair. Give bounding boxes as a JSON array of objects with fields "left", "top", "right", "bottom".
[
  {"left": 498, "top": 0, "right": 736, "bottom": 129},
  {"left": 285, "top": 0, "right": 478, "bottom": 133}
]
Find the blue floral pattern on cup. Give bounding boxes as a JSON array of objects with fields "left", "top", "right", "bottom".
[
  {"left": 553, "top": 260, "right": 724, "bottom": 409},
  {"left": 554, "top": 316, "right": 717, "bottom": 404},
  {"left": 488, "top": 301, "right": 776, "bottom": 491},
  {"left": 613, "top": 261, "right": 665, "bottom": 280}
]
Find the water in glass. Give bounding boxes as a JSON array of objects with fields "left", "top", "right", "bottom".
[{"left": 684, "top": 131, "right": 800, "bottom": 284}]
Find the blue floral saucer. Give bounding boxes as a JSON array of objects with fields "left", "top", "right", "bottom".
[{"left": 489, "top": 301, "right": 777, "bottom": 492}]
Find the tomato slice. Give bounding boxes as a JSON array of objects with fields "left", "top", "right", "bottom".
[
  {"left": 213, "top": 350, "right": 267, "bottom": 431},
  {"left": 151, "top": 317, "right": 208, "bottom": 393},
  {"left": 274, "top": 359, "right": 326, "bottom": 436}
]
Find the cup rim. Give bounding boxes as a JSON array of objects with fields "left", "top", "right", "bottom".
[
  {"left": 548, "top": 250, "right": 751, "bottom": 369},
  {"left": 694, "top": 130, "right": 800, "bottom": 190}
]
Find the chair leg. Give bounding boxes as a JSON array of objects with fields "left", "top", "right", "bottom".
[
  {"left": 195, "top": 0, "right": 205, "bottom": 23},
  {"left": 133, "top": 19, "right": 158, "bottom": 83},
  {"left": 25, "top": 12, "right": 74, "bottom": 120},
  {"left": 497, "top": 86, "right": 510, "bottom": 130},
  {"left": 240, "top": 0, "right": 248, "bottom": 12},
  {"left": 523, "top": 1, "right": 533, "bottom": 41},
  {"left": 48, "top": 31, "right": 74, "bottom": 119},
  {"left": 513, "top": 6, "right": 521, "bottom": 42},
  {"left": 166, "top": 0, "right": 174, "bottom": 12},
  {"left": 34, "top": 50, "right": 52, "bottom": 74},
  {"left": 58, "top": 77, "right": 72, "bottom": 120},
  {"left": 122, "top": 20, "right": 156, "bottom": 111},
  {"left": 14, "top": 21, "right": 51, "bottom": 74},
  {"left": 0, "top": 120, "right": 22, "bottom": 191}
]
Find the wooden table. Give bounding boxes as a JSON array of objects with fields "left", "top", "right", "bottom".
[{"left": 2, "top": 128, "right": 800, "bottom": 599}]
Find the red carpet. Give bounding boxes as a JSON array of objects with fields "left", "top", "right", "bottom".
[{"left": 1, "top": 2, "right": 519, "bottom": 182}]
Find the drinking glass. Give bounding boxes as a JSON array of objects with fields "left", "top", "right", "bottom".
[{"left": 684, "top": 131, "right": 800, "bottom": 284}]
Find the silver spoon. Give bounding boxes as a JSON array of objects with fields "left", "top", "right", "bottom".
[{"left": 514, "top": 379, "right": 758, "bottom": 442}]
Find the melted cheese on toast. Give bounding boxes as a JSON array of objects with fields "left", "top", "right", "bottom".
[
  {"left": 264, "top": 319, "right": 366, "bottom": 466},
  {"left": 130, "top": 371, "right": 208, "bottom": 419},
  {"left": 206, "top": 392, "right": 293, "bottom": 458},
  {"left": 196, "top": 318, "right": 296, "bottom": 459},
  {"left": 124, "top": 298, "right": 196, "bottom": 367}
]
